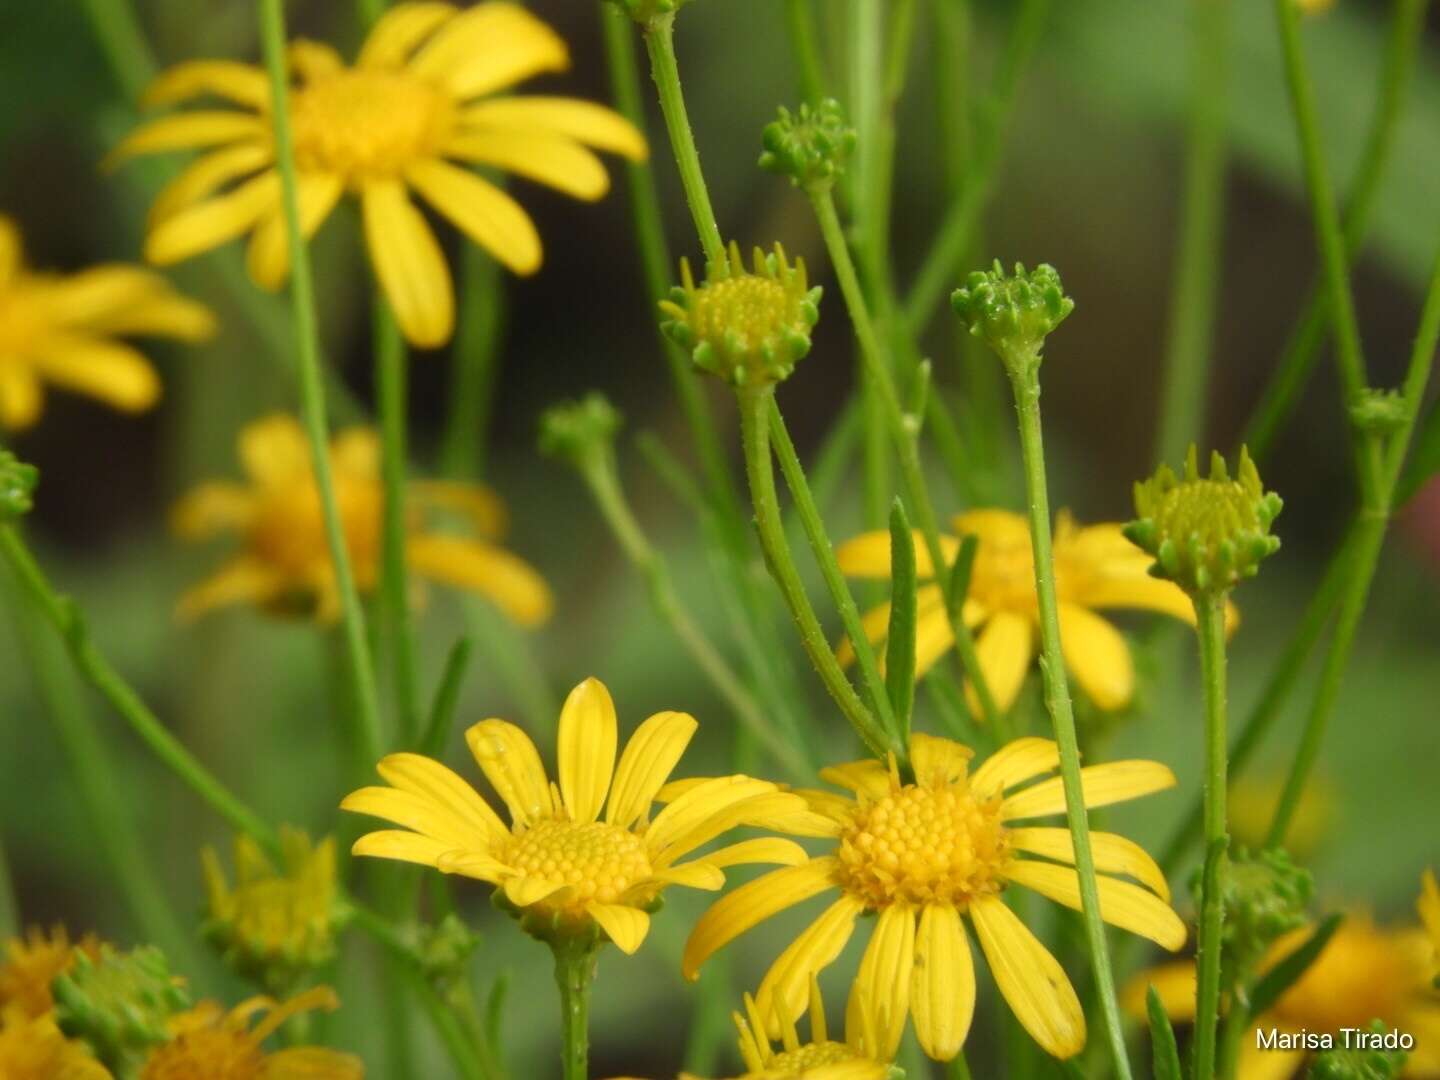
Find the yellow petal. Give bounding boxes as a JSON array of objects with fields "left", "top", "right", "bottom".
[
  {"left": 699, "top": 837, "right": 809, "bottom": 869},
  {"left": 405, "top": 159, "right": 541, "bottom": 277},
  {"left": 909, "top": 733, "right": 974, "bottom": 787},
  {"left": 238, "top": 413, "right": 310, "bottom": 488},
  {"left": 446, "top": 130, "right": 610, "bottom": 201},
  {"left": 836, "top": 528, "right": 955, "bottom": 580},
  {"left": 246, "top": 172, "right": 343, "bottom": 290},
  {"left": 108, "top": 111, "right": 264, "bottom": 167},
  {"left": 606, "top": 710, "right": 698, "bottom": 830},
  {"left": 352, "top": 829, "right": 453, "bottom": 867},
  {"left": 83, "top": 294, "right": 216, "bottom": 342},
  {"left": 411, "top": 480, "right": 507, "bottom": 537},
  {"left": 951, "top": 509, "right": 1030, "bottom": 550},
  {"left": 646, "top": 776, "right": 778, "bottom": 857},
  {"left": 851, "top": 903, "right": 916, "bottom": 1058},
  {"left": 967, "top": 609, "right": 1033, "bottom": 715},
  {"left": 1120, "top": 961, "right": 1196, "bottom": 1021},
  {"left": 0, "top": 367, "right": 45, "bottom": 429},
  {"left": 409, "top": 2, "right": 569, "bottom": 98},
  {"left": 465, "top": 719, "right": 552, "bottom": 826},
  {"left": 970, "top": 737, "right": 1061, "bottom": 799},
  {"left": 586, "top": 902, "right": 650, "bottom": 955},
  {"left": 359, "top": 2, "right": 458, "bottom": 69},
  {"left": 145, "top": 169, "right": 281, "bottom": 265},
  {"left": 1003, "top": 860, "right": 1187, "bottom": 950},
  {"left": 650, "top": 861, "right": 725, "bottom": 891},
  {"left": 683, "top": 857, "right": 838, "bottom": 980},
  {"left": 818, "top": 759, "right": 892, "bottom": 799},
  {"left": 35, "top": 265, "right": 172, "bottom": 323},
  {"left": 505, "top": 876, "right": 566, "bottom": 907},
  {"left": 340, "top": 785, "right": 480, "bottom": 849},
  {"left": 651, "top": 791, "right": 807, "bottom": 868},
  {"left": 288, "top": 40, "right": 344, "bottom": 82},
  {"left": 30, "top": 335, "right": 160, "bottom": 412},
  {"left": 753, "top": 894, "right": 865, "bottom": 1037},
  {"left": 142, "top": 60, "right": 270, "bottom": 110},
  {"left": 556, "top": 677, "right": 618, "bottom": 824},
  {"left": 458, "top": 97, "right": 647, "bottom": 160},
  {"left": 1057, "top": 603, "right": 1133, "bottom": 711},
  {"left": 361, "top": 178, "right": 455, "bottom": 348},
  {"left": 170, "top": 482, "right": 254, "bottom": 539},
  {"left": 968, "top": 894, "right": 1085, "bottom": 1059},
  {"left": 373, "top": 752, "right": 510, "bottom": 846},
  {"left": 912, "top": 903, "right": 975, "bottom": 1061},
  {"left": 0, "top": 215, "right": 19, "bottom": 286},
  {"left": 175, "top": 557, "right": 281, "bottom": 621},
  {"left": 1009, "top": 828, "right": 1170, "bottom": 901},
  {"left": 434, "top": 850, "right": 512, "bottom": 883},
  {"left": 406, "top": 535, "right": 553, "bottom": 626},
  {"left": 1001, "top": 760, "right": 1177, "bottom": 820}
]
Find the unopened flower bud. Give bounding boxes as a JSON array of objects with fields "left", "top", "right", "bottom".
[
  {"left": 1348, "top": 387, "right": 1407, "bottom": 438},
  {"left": 52, "top": 945, "right": 190, "bottom": 1074},
  {"left": 538, "top": 393, "right": 623, "bottom": 470},
  {"left": 0, "top": 450, "right": 37, "bottom": 520},
  {"left": 1216, "top": 847, "right": 1313, "bottom": 970},
  {"left": 759, "top": 100, "right": 856, "bottom": 192},
  {"left": 1309, "top": 1020, "right": 1407, "bottom": 1080},
  {"left": 608, "top": 0, "right": 689, "bottom": 26},
  {"left": 950, "top": 260, "right": 1074, "bottom": 377}
]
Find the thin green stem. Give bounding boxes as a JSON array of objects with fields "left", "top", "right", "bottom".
[
  {"left": 375, "top": 301, "right": 421, "bottom": 742},
  {"left": 1190, "top": 590, "right": 1231, "bottom": 1080},
  {"left": 553, "top": 937, "right": 599, "bottom": 1080},
  {"left": 1155, "top": 0, "right": 1230, "bottom": 465},
  {"left": 79, "top": 0, "right": 156, "bottom": 101},
  {"left": 1007, "top": 369, "right": 1133, "bottom": 1080},
  {"left": 441, "top": 246, "right": 506, "bottom": 479},
  {"left": 642, "top": 15, "right": 724, "bottom": 266},
  {"left": 783, "top": 0, "right": 828, "bottom": 103},
  {"left": 258, "top": 0, "right": 384, "bottom": 771},
  {"left": 0, "top": 829, "right": 16, "bottom": 939},
  {"left": 738, "top": 386, "right": 896, "bottom": 759},
  {"left": 947, "top": 1052, "right": 975, "bottom": 1080}
]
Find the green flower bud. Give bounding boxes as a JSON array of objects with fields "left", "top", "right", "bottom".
[
  {"left": 607, "top": 0, "right": 688, "bottom": 26},
  {"left": 1125, "top": 445, "right": 1282, "bottom": 596},
  {"left": 659, "top": 242, "right": 821, "bottom": 388},
  {"left": 1308, "top": 1021, "right": 1407, "bottom": 1080},
  {"left": 0, "top": 450, "right": 38, "bottom": 520},
  {"left": 538, "top": 393, "right": 623, "bottom": 469},
  {"left": 1216, "top": 847, "right": 1313, "bottom": 970},
  {"left": 52, "top": 945, "right": 190, "bottom": 1073},
  {"left": 759, "top": 99, "right": 856, "bottom": 191},
  {"left": 417, "top": 913, "right": 483, "bottom": 993},
  {"left": 1347, "top": 387, "right": 1407, "bottom": 438},
  {"left": 950, "top": 260, "right": 1075, "bottom": 376}
]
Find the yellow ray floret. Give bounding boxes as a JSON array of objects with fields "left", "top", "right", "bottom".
[
  {"left": 0, "top": 215, "right": 213, "bottom": 430},
  {"left": 344, "top": 676, "right": 811, "bottom": 954},
  {"left": 835, "top": 509, "right": 1239, "bottom": 714},
  {"left": 0, "top": 926, "right": 104, "bottom": 1022},
  {"left": 172, "top": 412, "right": 552, "bottom": 625},
  {"left": 0, "top": 1011, "right": 111, "bottom": 1080},
  {"left": 110, "top": 2, "right": 647, "bottom": 347},
  {"left": 684, "top": 732, "right": 1185, "bottom": 1063}
]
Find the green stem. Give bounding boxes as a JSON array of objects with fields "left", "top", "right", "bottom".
[
  {"left": 441, "top": 246, "right": 506, "bottom": 479},
  {"left": 0, "top": 828, "right": 16, "bottom": 939},
  {"left": 1007, "top": 368, "right": 1133, "bottom": 1080},
  {"left": 738, "top": 386, "right": 896, "bottom": 759},
  {"left": 0, "top": 525, "right": 279, "bottom": 855},
  {"left": 642, "top": 14, "right": 725, "bottom": 267},
  {"left": 258, "top": 0, "right": 384, "bottom": 771},
  {"left": 1190, "top": 590, "right": 1231, "bottom": 1080},
  {"left": 553, "top": 937, "right": 599, "bottom": 1080},
  {"left": 78, "top": 0, "right": 156, "bottom": 101},
  {"left": 375, "top": 301, "right": 421, "bottom": 742},
  {"left": 1154, "top": 0, "right": 1230, "bottom": 465},
  {"left": 783, "top": 0, "right": 828, "bottom": 103}
]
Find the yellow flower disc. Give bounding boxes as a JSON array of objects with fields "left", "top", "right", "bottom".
[{"left": 504, "top": 819, "right": 654, "bottom": 911}]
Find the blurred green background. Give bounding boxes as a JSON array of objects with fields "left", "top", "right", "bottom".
[{"left": 2, "top": 0, "right": 1438, "bottom": 1076}]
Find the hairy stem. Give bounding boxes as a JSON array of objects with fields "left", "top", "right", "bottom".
[{"left": 553, "top": 937, "right": 599, "bottom": 1080}]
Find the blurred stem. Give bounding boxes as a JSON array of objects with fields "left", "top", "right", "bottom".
[
  {"left": 1242, "top": 0, "right": 1429, "bottom": 461},
  {"left": 79, "top": 0, "right": 155, "bottom": 100},
  {"left": 643, "top": 14, "right": 725, "bottom": 267},
  {"left": 441, "top": 247, "right": 506, "bottom": 479},
  {"left": 1190, "top": 590, "right": 1231, "bottom": 1080},
  {"left": 465, "top": 600, "right": 558, "bottom": 748},
  {"left": 259, "top": 0, "right": 384, "bottom": 771},
  {"left": 0, "top": 830, "right": 15, "bottom": 938},
  {"left": 0, "top": 526, "right": 278, "bottom": 856},
  {"left": 1154, "top": 0, "right": 1230, "bottom": 466},
  {"left": 810, "top": 185, "right": 1005, "bottom": 736},
  {"left": 947, "top": 1053, "right": 974, "bottom": 1080},
  {"left": 783, "top": 0, "right": 828, "bottom": 103},
  {"left": 553, "top": 937, "right": 598, "bottom": 1080},
  {"left": 1006, "top": 365, "right": 1133, "bottom": 1080},
  {"left": 375, "top": 301, "right": 421, "bottom": 742},
  {"left": 356, "top": 0, "right": 386, "bottom": 27},
  {"left": 737, "top": 385, "right": 896, "bottom": 760}
]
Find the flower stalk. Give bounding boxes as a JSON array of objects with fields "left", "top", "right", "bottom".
[
  {"left": 553, "top": 936, "right": 600, "bottom": 1080},
  {"left": 1192, "top": 591, "right": 1230, "bottom": 1080}
]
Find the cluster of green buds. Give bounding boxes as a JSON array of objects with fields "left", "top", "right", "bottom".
[
  {"left": 1125, "top": 446, "right": 1282, "bottom": 597},
  {"left": 538, "top": 393, "right": 623, "bottom": 473},
  {"left": 0, "top": 449, "right": 37, "bottom": 520},
  {"left": 607, "top": 0, "right": 690, "bottom": 27},
  {"left": 52, "top": 945, "right": 190, "bottom": 1073},
  {"left": 200, "top": 827, "right": 340, "bottom": 994},
  {"left": 416, "top": 913, "right": 483, "bottom": 995},
  {"left": 660, "top": 242, "right": 821, "bottom": 389},
  {"left": 759, "top": 99, "right": 856, "bottom": 192},
  {"left": 1309, "top": 1020, "right": 1408, "bottom": 1080},
  {"left": 1347, "top": 386, "right": 1408, "bottom": 439},
  {"left": 1211, "top": 847, "right": 1313, "bottom": 972},
  {"left": 950, "top": 260, "right": 1074, "bottom": 380}
]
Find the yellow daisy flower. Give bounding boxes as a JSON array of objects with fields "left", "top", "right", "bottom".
[
  {"left": 0, "top": 214, "right": 213, "bottom": 429},
  {"left": 0, "top": 1011, "right": 111, "bottom": 1080},
  {"left": 343, "top": 676, "right": 814, "bottom": 954},
  {"left": 172, "top": 413, "right": 552, "bottom": 624},
  {"left": 836, "top": 509, "right": 1236, "bottom": 714},
  {"left": 140, "top": 985, "right": 361, "bottom": 1079},
  {"left": 1229, "top": 773, "right": 1333, "bottom": 859},
  {"left": 109, "top": 1, "right": 647, "bottom": 347},
  {"left": 1420, "top": 870, "right": 1440, "bottom": 983},
  {"left": 1133, "top": 914, "right": 1440, "bottom": 1078},
  {"left": 682, "top": 733, "right": 1186, "bottom": 1062},
  {"left": 0, "top": 926, "right": 103, "bottom": 1022}
]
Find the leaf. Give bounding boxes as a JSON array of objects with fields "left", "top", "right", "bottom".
[
  {"left": 485, "top": 968, "right": 511, "bottom": 1067},
  {"left": 946, "top": 532, "right": 979, "bottom": 615},
  {"left": 1395, "top": 398, "right": 1440, "bottom": 507},
  {"left": 1246, "top": 912, "right": 1344, "bottom": 1022},
  {"left": 420, "top": 636, "right": 474, "bottom": 755},
  {"left": 1146, "top": 986, "right": 1184, "bottom": 1080},
  {"left": 885, "top": 499, "right": 918, "bottom": 736}
]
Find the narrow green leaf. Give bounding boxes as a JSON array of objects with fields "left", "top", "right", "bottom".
[
  {"left": 886, "top": 499, "right": 919, "bottom": 739},
  {"left": 1146, "top": 986, "right": 1184, "bottom": 1080},
  {"left": 1246, "top": 912, "right": 1344, "bottom": 1022},
  {"left": 485, "top": 969, "right": 511, "bottom": 1060},
  {"left": 947, "top": 532, "right": 980, "bottom": 616},
  {"left": 1396, "top": 398, "right": 1440, "bottom": 506},
  {"left": 420, "top": 636, "right": 474, "bottom": 756}
]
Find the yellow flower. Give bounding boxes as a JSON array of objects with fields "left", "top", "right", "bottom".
[
  {"left": 1228, "top": 773, "right": 1333, "bottom": 859},
  {"left": 836, "top": 509, "right": 1236, "bottom": 714},
  {"left": 683, "top": 733, "right": 1185, "bottom": 1062},
  {"left": 0, "top": 1011, "right": 111, "bottom": 1080},
  {"left": 172, "top": 413, "right": 552, "bottom": 624},
  {"left": 343, "top": 676, "right": 813, "bottom": 954},
  {"left": 1133, "top": 913, "right": 1440, "bottom": 1078},
  {"left": 1421, "top": 870, "right": 1440, "bottom": 983},
  {"left": 0, "top": 215, "right": 213, "bottom": 430},
  {"left": 140, "top": 986, "right": 360, "bottom": 1079},
  {"left": 109, "top": 1, "right": 647, "bottom": 347},
  {"left": 0, "top": 926, "right": 103, "bottom": 1022}
]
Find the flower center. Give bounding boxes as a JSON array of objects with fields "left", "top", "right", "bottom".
[
  {"left": 769, "top": 1040, "right": 863, "bottom": 1073},
  {"left": 1153, "top": 478, "right": 1261, "bottom": 550},
  {"left": 688, "top": 275, "right": 799, "bottom": 358},
  {"left": 837, "top": 782, "right": 1009, "bottom": 909},
  {"left": 248, "top": 478, "right": 382, "bottom": 587},
  {"left": 141, "top": 1031, "right": 263, "bottom": 1080},
  {"left": 970, "top": 531, "right": 1036, "bottom": 614},
  {"left": 290, "top": 70, "right": 453, "bottom": 179},
  {"left": 503, "top": 819, "right": 653, "bottom": 909}
]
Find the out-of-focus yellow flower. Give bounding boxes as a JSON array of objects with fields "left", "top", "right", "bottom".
[
  {"left": 171, "top": 413, "right": 552, "bottom": 624},
  {"left": 1229, "top": 773, "right": 1334, "bottom": 859},
  {"left": 0, "top": 215, "right": 213, "bottom": 429},
  {"left": 682, "top": 733, "right": 1185, "bottom": 1062},
  {"left": 202, "top": 828, "right": 339, "bottom": 992},
  {"left": 343, "top": 676, "right": 813, "bottom": 954},
  {"left": 0, "top": 926, "right": 103, "bottom": 1022},
  {"left": 1130, "top": 913, "right": 1440, "bottom": 1077},
  {"left": 0, "top": 1011, "right": 111, "bottom": 1080},
  {"left": 109, "top": 2, "right": 647, "bottom": 347},
  {"left": 1421, "top": 870, "right": 1440, "bottom": 984},
  {"left": 139, "top": 986, "right": 360, "bottom": 1079},
  {"left": 836, "top": 510, "right": 1235, "bottom": 714},
  {"left": 1295, "top": 0, "right": 1336, "bottom": 14}
]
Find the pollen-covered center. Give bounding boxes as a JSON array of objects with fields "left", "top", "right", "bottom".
[
  {"left": 769, "top": 1041, "right": 862, "bottom": 1072},
  {"left": 248, "top": 478, "right": 383, "bottom": 584},
  {"left": 837, "top": 782, "right": 1009, "bottom": 908},
  {"left": 141, "top": 1031, "right": 263, "bottom": 1080},
  {"left": 690, "top": 276, "right": 799, "bottom": 355},
  {"left": 290, "top": 71, "right": 453, "bottom": 179},
  {"left": 504, "top": 819, "right": 652, "bottom": 908}
]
